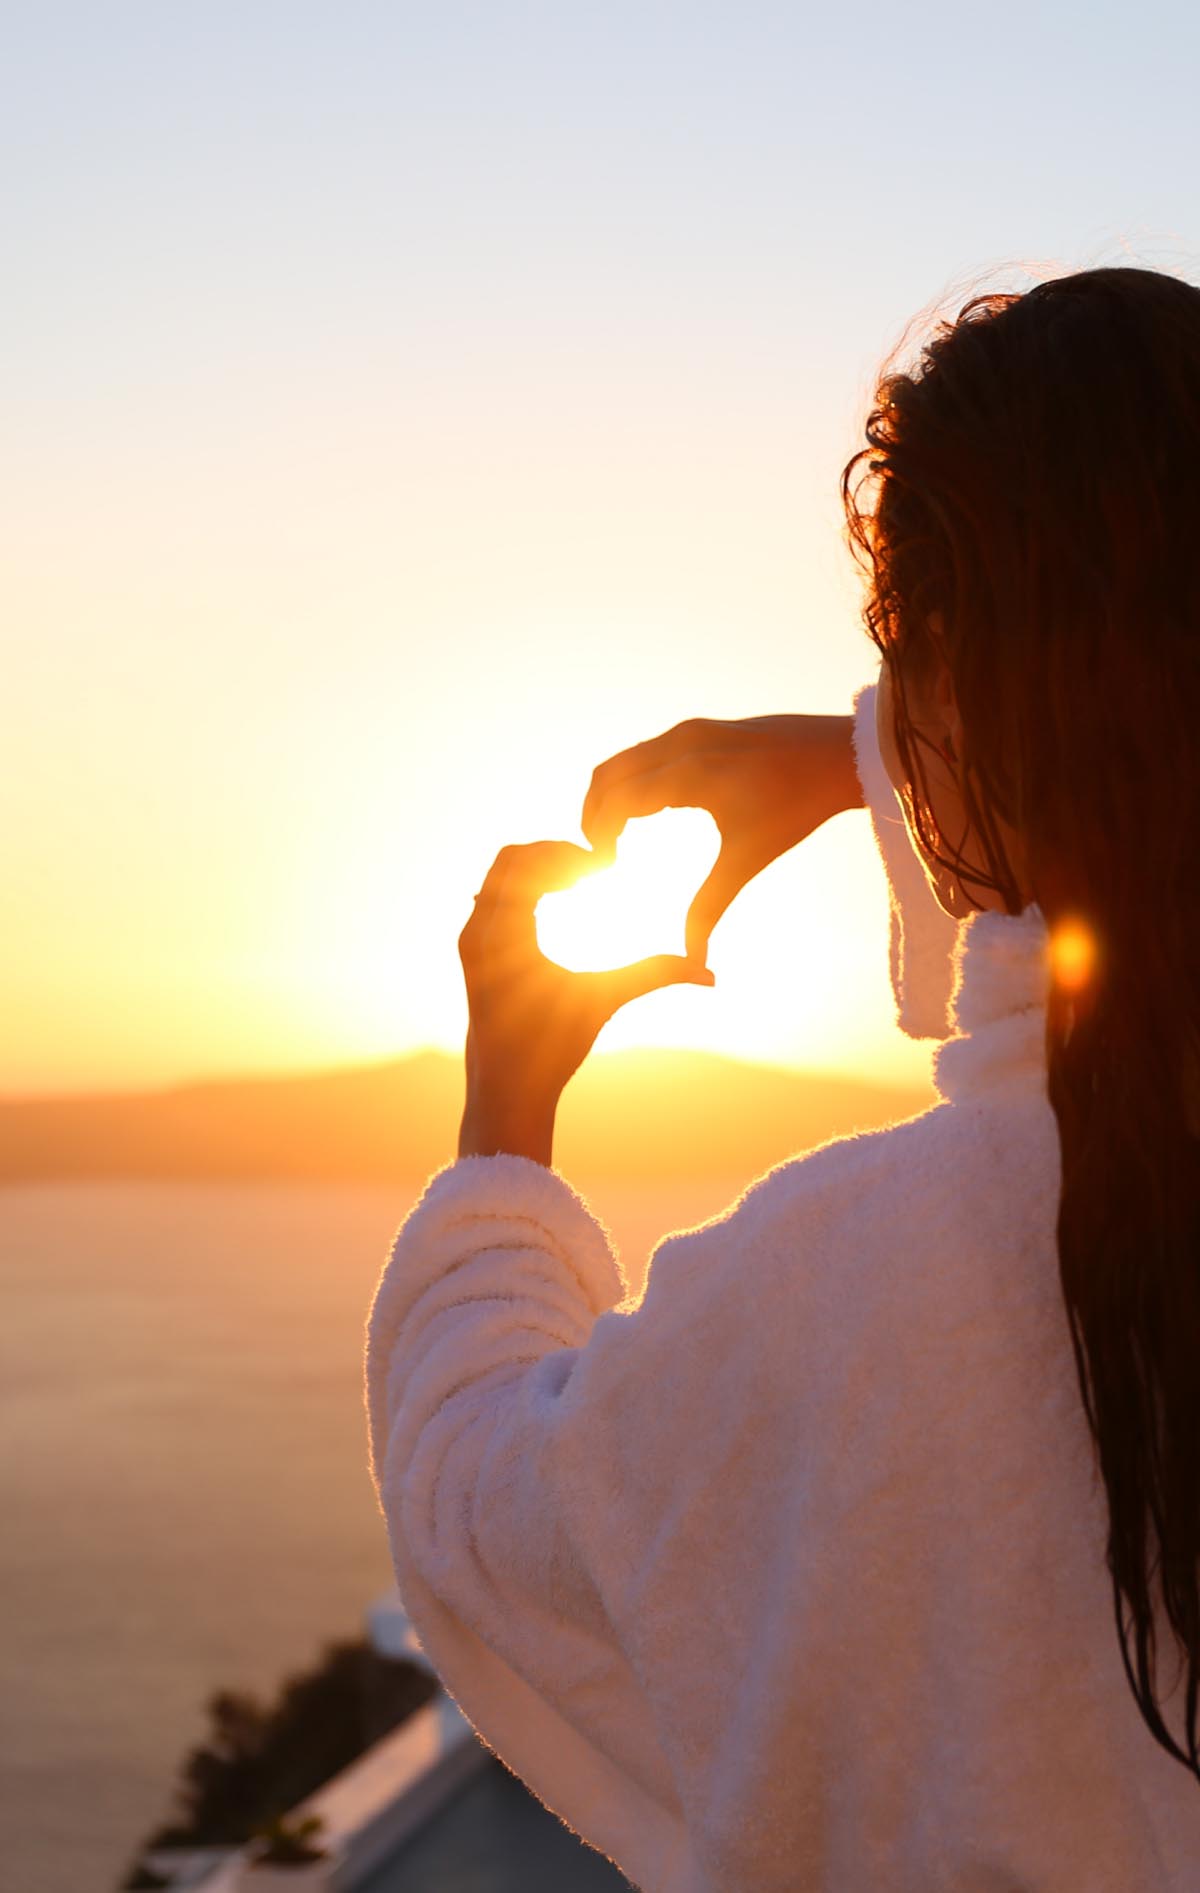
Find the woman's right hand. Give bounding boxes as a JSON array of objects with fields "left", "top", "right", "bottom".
[{"left": 581, "top": 713, "right": 863, "bottom": 965}]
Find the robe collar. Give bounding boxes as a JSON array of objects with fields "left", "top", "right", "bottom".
[{"left": 933, "top": 903, "right": 1051, "bottom": 1103}]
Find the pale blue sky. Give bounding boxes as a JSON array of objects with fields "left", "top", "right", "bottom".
[{"left": 5, "top": 4, "right": 1198, "bottom": 1091}]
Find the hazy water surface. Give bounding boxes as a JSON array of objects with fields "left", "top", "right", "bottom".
[{"left": 0, "top": 1175, "right": 736, "bottom": 1891}]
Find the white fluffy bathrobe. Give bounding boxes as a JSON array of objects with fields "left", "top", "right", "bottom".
[{"left": 365, "top": 674, "right": 1200, "bottom": 1891}]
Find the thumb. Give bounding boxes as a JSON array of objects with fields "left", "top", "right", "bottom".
[
  {"left": 599, "top": 954, "right": 715, "bottom": 1016},
  {"left": 685, "top": 841, "right": 754, "bottom": 964}
]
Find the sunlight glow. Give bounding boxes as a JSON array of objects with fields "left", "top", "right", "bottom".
[{"left": 536, "top": 809, "right": 721, "bottom": 972}]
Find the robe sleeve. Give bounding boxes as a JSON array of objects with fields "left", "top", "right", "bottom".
[
  {"left": 850, "top": 673, "right": 961, "bottom": 1041},
  {"left": 364, "top": 1153, "right": 727, "bottom": 1888}
]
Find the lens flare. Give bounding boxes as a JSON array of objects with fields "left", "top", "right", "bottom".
[{"left": 1050, "top": 918, "right": 1097, "bottom": 995}]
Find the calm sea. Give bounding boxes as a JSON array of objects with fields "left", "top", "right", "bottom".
[{"left": 0, "top": 1175, "right": 734, "bottom": 1892}]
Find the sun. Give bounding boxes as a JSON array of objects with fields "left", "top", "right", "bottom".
[{"left": 535, "top": 808, "right": 721, "bottom": 972}]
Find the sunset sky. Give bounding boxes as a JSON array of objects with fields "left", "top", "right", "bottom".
[{"left": 7, "top": 4, "right": 1197, "bottom": 1096}]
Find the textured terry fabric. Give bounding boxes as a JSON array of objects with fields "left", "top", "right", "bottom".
[
  {"left": 364, "top": 667, "right": 1200, "bottom": 1893},
  {"left": 849, "top": 678, "right": 963, "bottom": 1040}
]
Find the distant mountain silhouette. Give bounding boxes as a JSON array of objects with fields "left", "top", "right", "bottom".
[{"left": 0, "top": 1049, "right": 936, "bottom": 1186}]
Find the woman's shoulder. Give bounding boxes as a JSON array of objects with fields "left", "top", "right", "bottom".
[
  {"left": 770, "top": 1081, "right": 1057, "bottom": 1263},
  {"left": 640, "top": 1080, "right": 1053, "bottom": 1327},
  {"left": 728, "top": 1094, "right": 959, "bottom": 1233},
  {"left": 639, "top": 1099, "right": 955, "bottom": 1294}
]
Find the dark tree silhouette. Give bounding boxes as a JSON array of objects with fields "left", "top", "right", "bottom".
[{"left": 119, "top": 1636, "right": 437, "bottom": 1882}]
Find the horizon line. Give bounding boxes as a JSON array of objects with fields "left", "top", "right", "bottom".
[{"left": 0, "top": 1042, "right": 933, "bottom": 1107}]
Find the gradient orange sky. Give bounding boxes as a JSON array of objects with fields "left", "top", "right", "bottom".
[{"left": 8, "top": 7, "right": 1196, "bottom": 1096}]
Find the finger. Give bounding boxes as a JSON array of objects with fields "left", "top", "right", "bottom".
[
  {"left": 684, "top": 843, "right": 754, "bottom": 963},
  {"left": 594, "top": 953, "right": 715, "bottom": 1017},
  {"left": 582, "top": 757, "right": 706, "bottom": 863},
  {"left": 478, "top": 840, "right": 600, "bottom": 910}
]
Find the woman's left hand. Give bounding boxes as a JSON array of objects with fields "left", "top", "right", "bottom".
[{"left": 457, "top": 840, "right": 714, "bottom": 1167}]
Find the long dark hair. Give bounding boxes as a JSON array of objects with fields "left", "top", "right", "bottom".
[{"left": 841, "top": 265, "right": 1200, "bottom": 1779}]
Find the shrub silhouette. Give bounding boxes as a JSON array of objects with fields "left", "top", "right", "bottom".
[
  {"left": 248, "top": 1810, "right": 327, "bottom": 1864},
  {"left": 120, "top": 1636, "right": 436, "bottom": 1876}
]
